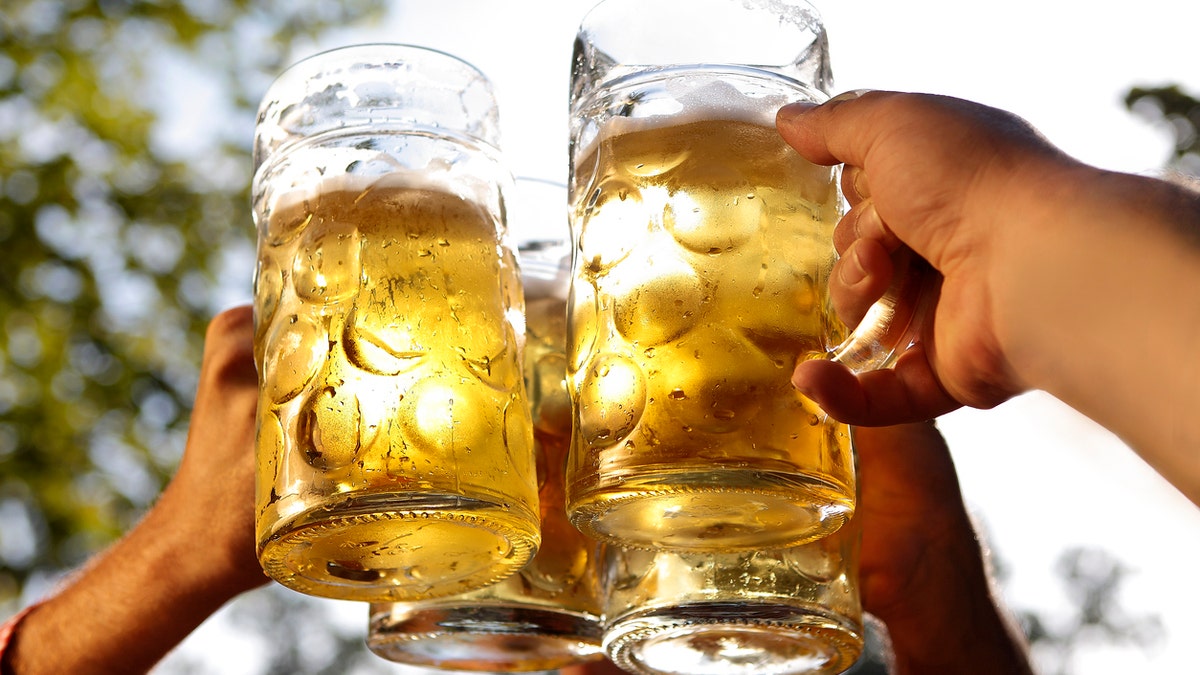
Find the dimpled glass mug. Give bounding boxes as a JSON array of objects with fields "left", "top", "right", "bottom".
[
  {"left": 365, "top": 179, "right": 606, "bottom": 671},
  {"left": 565, "top": 0, "right": 927, "bottom": 552},
  {"left": 602, "top": 514, "right": 864, "bottom": 675},
  {"left": 251, "top": 44, "right": 540, "bottom": 602}
]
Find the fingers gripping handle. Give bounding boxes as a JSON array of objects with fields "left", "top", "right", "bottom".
[{"left": 823, "top": 246, "right": 937, "bottom": 373}]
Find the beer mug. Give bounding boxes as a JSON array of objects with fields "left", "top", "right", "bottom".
[
  {"left": 602, "top": 515, "right": 864, "bottom": 675},
  {"left": 365, "top": 179, "right": 605, "bottom": 671},
  {"left": 565, "top": 0, "right": 926, "bottom": 552},
  {"left": 251, "top": 44, "right": 539, "bottom": 602}
]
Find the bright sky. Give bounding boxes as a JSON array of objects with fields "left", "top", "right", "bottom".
[{"left": 171, "top": 1, "right": 1200, "bottom": 673}]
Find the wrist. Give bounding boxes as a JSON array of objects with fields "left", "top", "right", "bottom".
[
  {"left": 150, "top": 480, "right": 266, "bottom": 601},
  {"left": 970, "top": 152, "right": 1093, "bottom": 392},
  {"left": 127, "top": 497, "right": 245, "bottom": 617}
]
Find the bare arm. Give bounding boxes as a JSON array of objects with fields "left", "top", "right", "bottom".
[{"left": 2, "top": 306, "right": 266, "bottom": 674}]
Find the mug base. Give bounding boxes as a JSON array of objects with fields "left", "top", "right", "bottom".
[
  {"left": 604, "top": 601, "right": 863, "bottom": 675},
  {"left": 367, "top": 603, "right": 604, "bottom": 672},
  {"left": 258, "top": 491, "right": 539, "bottom": 602}
]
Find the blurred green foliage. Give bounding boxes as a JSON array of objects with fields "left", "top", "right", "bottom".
[
  {"left": 1125, "top": 84, "right": 1200, "bottom": 176},
  {"left": 1018, "top": 547, "right": 1163, "bottom": 675},
  {"left": 0, "top": 0, "right": 385, "bottom": 606}
]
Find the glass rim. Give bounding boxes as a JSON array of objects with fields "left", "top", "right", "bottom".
[
  {"left": 262, "top": 42, "right": 493, "bottom": 105},
  {"left": 570, "top": 63, "right": 830, "bottom": 113},
  {"left": 575, "top": 0, "right": 828, "bottom": 67},
  {"left": 254, "top": 42, "right": 501, "bottom": 169},
  {"left": 250, "top": 123, "right": 507, "bottom": 198}
]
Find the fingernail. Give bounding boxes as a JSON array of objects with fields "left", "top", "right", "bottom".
[
  {"left": 827, "top": 88, "right": 873, "bottom": 104},
  {"left": 777, "top": 100, "right": 818, "bottom": 122},
  {"left": 791, "top": 370, "right": 814, "bottom": 395}
]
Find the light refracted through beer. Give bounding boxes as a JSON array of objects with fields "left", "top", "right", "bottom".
[
  {"left": 567, "top": 87, "right": 855, "bottom": 552},
  {"left": 367, "top": 290, "right": 606, "bottom": 671},
  {"left": 253, "top": 174, "right": 540, "bottom": 602}
]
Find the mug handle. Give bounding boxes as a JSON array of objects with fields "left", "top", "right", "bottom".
[{"left": 821, "top": 245, "right": 937, "bottom": 372}]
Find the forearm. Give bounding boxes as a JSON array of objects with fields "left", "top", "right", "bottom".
[
  {"left": 872, "top": 528, "right": 1034, "bottom": 675},
  {"left": 1000, "top": 167, "right": 1200, "bottom": 502},
  {"left": 4, "top": 491, "right": 247, "bottom": 674}
]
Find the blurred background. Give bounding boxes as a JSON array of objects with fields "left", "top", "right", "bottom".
[{"left": 2, "top": 1, "right": 1199, "bottom": 673}]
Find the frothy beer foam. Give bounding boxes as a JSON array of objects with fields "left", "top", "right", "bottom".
[
  {"left": 265, "top": 152, "right": 497, "bottom": 218},
  {"left": 581, "top": 74, "right": 799, "bottom": 153}
]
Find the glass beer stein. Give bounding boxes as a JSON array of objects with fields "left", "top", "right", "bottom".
[
  {"left": 565, "top": 0, "right": 928, "bottom": 552},
  {"left": 251, "top": 44, "right": 539, "bottom": 602},
  {"left": 365, "top": 180, "right": 605, "bottom": 671},
  {"left": 602, "top": 515, "right": 864, "bottom": 675}
]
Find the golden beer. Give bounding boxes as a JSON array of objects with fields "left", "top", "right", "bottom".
[
  {"left": 567, "top": 94, "right": 855, "bottom": 551},
  {"left": 254, "top": 178, "right": 539, "bottom": 602},
  {"left": 367, "top": 249, "right": 605, "bottom": 671}
]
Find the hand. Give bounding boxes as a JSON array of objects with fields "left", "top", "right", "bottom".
[
  {"left": 854, "top": 422, "right": 1033, "bottom": 675},
  {"left": 777, "top": 91, "right": 1200, "bottom": 503},
  {"left": 776, "top": 91, "right": 1079, "bottom": 424},
  {"left": 156, "top": 304, "right": 267, "bottom": 596}
]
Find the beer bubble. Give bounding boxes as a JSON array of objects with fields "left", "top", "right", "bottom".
[
  {"left": 438, "top": 275, "right": 512, "bottom": 374},
  {"left": 460, "top": 332, "right": 524, "bottom": 394},
  {"left": 262, "top": 200, "right": 312, "bottom": 247},
  {"left": 342, "top": 307, "right": 426, "bottom": 376},
  {"left": 254, "top": 255, "right": 284, "bottom": 356},
  {"left": 609, "top": 246, "right": 704, "bottom": 346},
  {"left": 255, "top": 409, "right": 287, "bottom": 514},
  {"left": 567, "top": 280, "right": 600, "bottom": 373},
  {"left": 577, "top": 353, "right": 646, "bottom": 449},
  {"left": 292, "top": 218, "right": 362, "bottom": 304},
  {"left": 731, "top": 261, "right": 825, "bottom": 347},
  {"left": 399, "top": 378, "right": 500, "bottom": 462},
  {"left": 663, "top": 166, "right": 759, "bottom": 255},
  {"left": 297, "top": 384, "right": 364, "bottom": 470},
  {"left": 747, "top": 394, "right": 847, "bottom": 470},
  {"left": 502, "top": 395, "right": 537, "bottom": 483},
  {"left": 262, "top": 313, "right": 327, "bottom": 404},
  {"left": 577, "top": 177, "right": 646, "bottom": 275},
  {"left": 650, "top": 328, "right": 777, "bottom": 436},
  {"left": 623, "top": 147, "right": 688, "bottom": 178}
]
